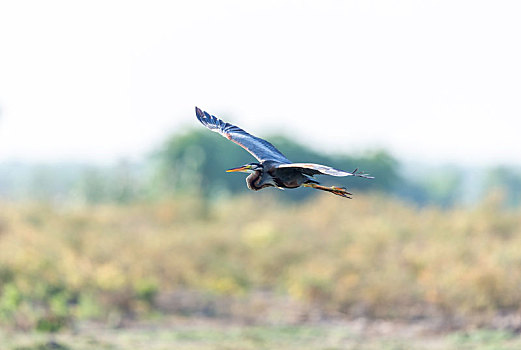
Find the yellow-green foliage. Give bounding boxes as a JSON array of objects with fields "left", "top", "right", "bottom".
[{"left": 0, "top": 192, "right": 520, "bottom": 328}]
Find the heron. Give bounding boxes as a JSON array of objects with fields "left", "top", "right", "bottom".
[{"left": 195, "top": 107, "right": 373, "bottom": 198}]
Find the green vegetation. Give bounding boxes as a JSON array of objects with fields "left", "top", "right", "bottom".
[{"left": 1, "top": 192, "right": 520, "bottom": 332}]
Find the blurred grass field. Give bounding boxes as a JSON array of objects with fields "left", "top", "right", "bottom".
[
  {"left": 4, "top": 322, "right": 521, "bottom": 350},
  {"left": 1, "top": 192, "right": 521, "bottom": 348}
]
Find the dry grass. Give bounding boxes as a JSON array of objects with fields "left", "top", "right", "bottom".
[{"left": 1, "top": 191, "right": 520, "bottom": 330}]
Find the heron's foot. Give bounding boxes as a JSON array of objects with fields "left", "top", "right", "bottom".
[
  {"left": 329, "top": 186, "right": 352, "bottom": 198},
  {"left": 304, "top": 183, "right": 352, "bottom": 198},
  {"left": 351, "top": 168, "right": 374, "bottom": 179}
]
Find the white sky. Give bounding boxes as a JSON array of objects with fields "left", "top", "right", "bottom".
[{"left": 0, "top": 0, "right": 520, "bottom": 165}]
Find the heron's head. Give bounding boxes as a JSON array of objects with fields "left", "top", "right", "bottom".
[{"left": 226, "top": 162, "right": 262, "bottom": 173}]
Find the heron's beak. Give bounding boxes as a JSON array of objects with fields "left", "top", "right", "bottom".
[{"left": 226, "top": 165, "right": 251, "bottom": 173}]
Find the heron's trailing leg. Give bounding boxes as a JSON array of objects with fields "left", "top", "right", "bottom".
[{"left": 303, "top": 183, "right": 352, "bottom": 198}]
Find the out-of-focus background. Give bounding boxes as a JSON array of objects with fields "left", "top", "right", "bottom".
[{"left": 1, "top": 1, "right": 521, "bottom": 349}]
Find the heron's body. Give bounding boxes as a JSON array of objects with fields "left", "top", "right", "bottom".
[
  {"left": 195, "top": 107, "right": 372, "bottom": 198},
  {"left": 245, "top": 161, "right": 315, "bottom": 191}
]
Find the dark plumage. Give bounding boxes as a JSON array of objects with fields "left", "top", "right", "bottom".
[{"left": 195, "top": 107, "right": 372, "bottom": 198}]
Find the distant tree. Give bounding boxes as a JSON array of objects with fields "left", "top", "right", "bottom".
[
  {"left": 27, "top": 166, "right": 56, "bottom": 202},
  {"left": 73, "top": 161, "right": 144, "bottom": 204},
  {"left": 150, "top": 130, "right": 252, "bottom": 198},
  {"left": 109, "top": 160, "right": 143, "bottom": 203},
  {"left": 484, "top": 166, "right": 521, "bottom": 207},
  {"left": 394, "top": 166, "right": 465, "bottom": 207},
  {"left": 335, "top": 150, "right": 400, "bottom": 192},
  {"left": 75, "top": 167, "right": 109, "bottom": 204}
]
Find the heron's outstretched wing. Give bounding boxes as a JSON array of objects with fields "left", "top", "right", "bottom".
[
  {"left": 195, "top": 107, "right": 290, "bottom": 163},
  {"left": 277, "top": 163, "right": 374, "bottom": 178}
]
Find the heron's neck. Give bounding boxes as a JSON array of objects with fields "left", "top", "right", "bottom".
[{"left": 246, "top": 170, "right": 263, "bottom": 191}]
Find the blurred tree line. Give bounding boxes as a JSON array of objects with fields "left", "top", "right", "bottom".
[
  {"left": 150, "top": 130, "right": 399, "bottom": 200},
  {"left": 0, "top": 129, "right": 520, "bottom": 207}
]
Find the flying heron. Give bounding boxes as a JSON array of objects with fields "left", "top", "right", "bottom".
[{"left": 195, "top": 107, "right": 373, "bottom": 198}]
